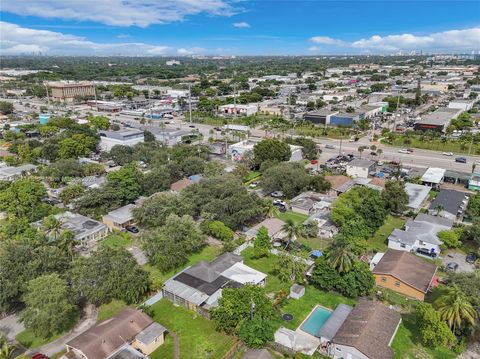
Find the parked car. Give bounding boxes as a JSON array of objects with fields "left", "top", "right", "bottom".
[
  {"left": 416, "top": 248, "right": 437, "bottom": 258},
  {"left": 188, "top": 124, "right": 196, "bottom": 128},
  {"left": 310, "top": 159, "right": 318, "bottom": 165},
  {"left": 398, "top": 148, "right": 412, "bottom": 154},
  {"left": 442, "top": 152, "right": 453, "bottom": 156},
  {"left": 249, "top": 181, "right": 258, "bottom": 188},
  {"left": 214, "top": 127, "right": 222, "bottom": 131},
  {"left": 125, "top": 225, "right": 139, "bottom": 234},
  {"left": 445, "top": 262, "right": 459, "bottom": 272},
  {"left": 466, "top": 252, "right": 477, "bottom": 264},
  {"left": 325, "top": 144, "right": 335, "bottom": 149},
  {"left": 455, "top": 157, "right": 467, "bottom": 163},
  {"left": 270, "top": 191, "right": 284, "bottom": 198}
]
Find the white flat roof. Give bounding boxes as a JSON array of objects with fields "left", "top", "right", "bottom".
[
  {"left": 421, "top": 167, "right": 446, "bottom": 184},
  {"left": 221, "top": 262, "right": 267, "bottom": 285},
  {"left": 405, "top": 183, "right": 431, "bottom": 210}
]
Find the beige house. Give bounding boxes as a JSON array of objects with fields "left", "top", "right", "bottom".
[
  {"left": 102, "top": 204, "right": 135, "bottom": 230},
  {"left": 65, "top": 308, "right": 166, "bottom": 359}
]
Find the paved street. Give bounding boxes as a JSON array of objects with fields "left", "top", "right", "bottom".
[{"left": 0, "top": 314, "right": 24, "bottom": 341}]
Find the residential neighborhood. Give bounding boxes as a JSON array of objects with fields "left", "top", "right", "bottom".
[{"left": 1, "top": 16, "right": 480, "bottom": 359}]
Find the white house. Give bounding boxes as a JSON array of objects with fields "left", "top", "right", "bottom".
[
  {"left": 387, "top": 213, "right": 453, "bottom": 256},
  {"left": 228, "top": 139, "right": 303, "bottom": 162},
  {"left": 99, "top": 129, "right": 145, "bottom": 151},
  {"left": 345, "top": 159, "right": 376, "bottom": 179}
]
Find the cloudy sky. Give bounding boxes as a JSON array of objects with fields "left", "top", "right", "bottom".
[{"left": 1, "top": 0, "right": 479, "bottom": 56}]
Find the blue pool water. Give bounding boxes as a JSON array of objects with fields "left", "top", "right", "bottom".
[{"left": 300, "top": 306, "right": 332, "bottom": 336}]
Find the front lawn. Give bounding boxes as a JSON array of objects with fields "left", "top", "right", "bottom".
[
  {"left": 149, "top": 299, "right": 235, "bottom": 359},
  {"left": 391, "top": 314, "right": 457, "bottom": 359},
  {"left": 16, "top": 327, "right": 71, "bottom": 349},
  {"left": 276, "top": 211, "right": 308, "bottom": 225},
  {"left": 144, "top": 245, "right": 223, "bottom": 290},
  {"left": 368, "top": 215, "right": 406, "bottom": 252},
  {"left": 99, "top": 233, "right": 133, "bottom": 250},
  {"left": 97, "top": 299, "right": 128, "bottom": 323}
]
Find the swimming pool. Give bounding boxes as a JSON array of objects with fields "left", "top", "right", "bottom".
[{"left": 300, "top": 305, "right": 332, "bottom": 337}]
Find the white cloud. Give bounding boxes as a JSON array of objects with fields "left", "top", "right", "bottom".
[
  {"left": 309, "top": 28, "right": 480, "bottom": 53},
  {"left": 308, "top": 46, "right": 321, "bottom": 52},
  {"left": 2, "top": 0, "right": 240, "bottom": 28},
  {"left": 116, "top": 34, "right": 130, "bottom": 39},
  {"left": 233, "top": 21, "right": 250, "bottom": 29},
  {"left": 0, "top": 21, "right": 172, "bottom": 55},
  {"left": 177, "top": 47, "right": 205, "bottom": 55},
  {"left": 310, "top": 36, "right": 344, "bottom": 45}
]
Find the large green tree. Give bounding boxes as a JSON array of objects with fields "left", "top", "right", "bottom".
[
  {"left": 261, "top": 162, "right": 311, "bottom": 198},
  {"left": 21, "top": 274, "right": 77, "bottom": 338},
  {"left": 253, "top": 139, "right": 291, "bottom": 165},
  {"left": 415, "top": 302, "right": 456, "bottom": 348},
  {"left": 382, "top": 180, "right": 409, "bottom": 214},
  {"left": 133, "top": 192, "right": 189, "bottom": 228},
  {"left": 435, "top": 285, "right": 477, "bottom": 333},
  {"left": 70, "top": 247, "right": 149, "bottom": 305},
  {"left": 0, "top": 178, "right": 48, "bottom": 221}
]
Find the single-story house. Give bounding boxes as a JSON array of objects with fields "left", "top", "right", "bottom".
[
  {"left": 34, "top": 211, "right": 109, "bottom": 252},
  {"left": 0, "top": 164, "right": 37, "bottom": 181},
  {"left": 65, "top": 308, "right": 167, "bottom": 359},
  {"left": 290, "top": 192, "right": 333, "bottom": 215},
  {"left": 372, "top": 249, "right": 437, "bottom": 301},
  {"left": 428, "top": 189, "right": 469, "bottom": 221},
  {"left": 274, "top": 327, "right": 320, "bottom": 356},
  {"left": 324, "top": 175, "right": 351, "bottom": 196},
  {"left": 404, "top": 183, "right": 431, "bottom": 212},
  {"left": 102, "top": 204, "right": 135, "bottom": 230},
  {"left": 170, "top": 177, "right": 192, "bottom": 192},
  {"left": 329, "top": 298, "right": 401, "bottom": 359},
  {"left": 245, "top": 217, "right": 285, "bottom": 240},
  {"left": 387, "top": 213, "right": 453, "bottom": 256},
  {"left": 162, "top": 253, "right": 266, "bottom": 318},
  {"left": 345, "top": 159, "right": 376, "bottom": 179}
]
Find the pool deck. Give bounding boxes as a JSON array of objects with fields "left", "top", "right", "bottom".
[{"left": 295, "top": 304, "right": 333, "bottom": 342}]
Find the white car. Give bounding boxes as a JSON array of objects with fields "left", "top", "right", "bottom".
[
  {"left": 398, "top": 149, "right": 411, "bottom": 154},
  {"left": 443, "top": 152, "right": 453, "bottom": 156}
]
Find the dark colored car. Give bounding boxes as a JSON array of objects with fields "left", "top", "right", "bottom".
[
  {"left": 445, "top": 262, "right": 459, "bottom": 272},
  {"left": 214, "top": 127, "right": 222, "bottom": 131},
  {"left": 466, "top": 252, "right": 477, "bottom": 264},
  {"left": 416, "top": 247, "right": 437, "bottom": 258},
  {"left": 125, "top": 225, "right": 139, "bottom": 234},
  {"left": 455, "top": 157, "right": 467, "bottom": 163},
  {"left": 189, "top": 124, "right": 196, "bottom": 128}
]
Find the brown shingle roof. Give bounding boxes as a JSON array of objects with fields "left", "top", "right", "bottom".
[
  {"left": 66, "top": 308, "right": 153, "bottom": 359},
  {"left": 325, "top": 175, "right": 350, "bottom": 191},
  {"left": 170, "top": 177, "right": 192, "bottom": 192},
  {"left": 372, "top": 249, "right": 437, "bottom": 294},
  {"left": 332, "top": 298, "right": 401, "bottom": 359}
]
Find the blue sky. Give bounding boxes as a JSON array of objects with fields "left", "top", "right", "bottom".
[{"left": 1, "top": 0, "right": 479, "bottom": 55}]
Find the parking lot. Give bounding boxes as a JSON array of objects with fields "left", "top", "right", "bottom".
[{"left": 442, "top": 251, "right": 476, "bottom": 273}]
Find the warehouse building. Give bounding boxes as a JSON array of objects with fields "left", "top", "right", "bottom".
[
  {"left": 49, "top": 81, "right": 95, "bottom": 101},
  {"left": 414, "top": 107, "right": 463, "bottom": 132}
]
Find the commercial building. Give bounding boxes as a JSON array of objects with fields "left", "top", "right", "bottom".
[
  {"left": 303, "top": 110, "right": 339, "bottom": 125},
  {"left": 372, "top": 250, "right": 437, "bottom": 301},
  {"left": 218, "top": 104, "right": 258, "bottom": 116},
  {"left": 448, "top": 99, "right": 475, "bottom": 111},
  {"left": 421, "top": 167, "right": 446, "bottom": 188},
  {"left": 420, "top": 82, "right": 449, "bottom": 93},
  {"left": 414, "top": 107, "right": 463, "bottom": 132},
  {"left": 65, "top": 308, "right": 167, "bottom": 359},
  {"left": 49, "top": 81, "right": 95, "bottom": 101},
  {"left": 346, "top": 159, "right": 376, "bottom": 179},
  {"left": 99, "top": 129, "right": 145, "bottom": 151}
]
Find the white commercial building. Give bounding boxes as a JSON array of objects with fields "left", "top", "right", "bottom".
[
  {"left": 218, "top": 104, "right": 258, "bottom": 116},
  {"left": 345, "top": 159, "right": 376, "bottom": 179},
  {"left": 448, "top": 99, "right": 475, "bottom": 111},
  {"left": 99, "top": 129, "right": 145, "bottom": 151}
]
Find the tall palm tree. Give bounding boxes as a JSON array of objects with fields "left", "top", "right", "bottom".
[
  {"left": 262, "top": 200, "right": 277, "bottom": 218},
  {"left": 281, "top": 219, "right": 301, "bottom": 250},
  {"left": 326, "top": 239, "right": 356, "bottom": 273},
  {"left": 57, "top": 230, "right": 77, "bottom": 259},
  {"left": 435, "top": 285, "right": 477, "bottom": 332},
  {"left": 42, "top": 215, "right": 62, "bottom": 241}
]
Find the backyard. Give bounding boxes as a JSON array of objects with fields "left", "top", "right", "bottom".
[
  {"left": 276, "top": 211, "right": 308, "bottom": 225},
  {"left": 149, "top": 299, "right": 236, "bottom": 359},
  {"left": 368, "top": 215, "right": 406, "bottom": 252},
  {"left": 99, "top": 233, "right": 133, "bottom": 250}
]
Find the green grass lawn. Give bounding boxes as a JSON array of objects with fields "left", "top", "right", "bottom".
[
  {"left": 96, "top": 299, "right": 128, "bottom": 323},
  {"left": 149, "top": 299, "right": 235, "bottom": 359},
  {"left": 243, "top": 171, "right": 261, "bottom": 184},
  {"left": 385, "top": 137, "right": 480, "bottom": 155},
  {"left": 298, "top": 236, "right": 332, "bottom": 250},
  {"left": 16, "top": 327, "right": 71, "bottom": 349},
  {"left": 280, "top": 286, "right": 356, "bottom": 330},
  {"left": 150, "top": 334, "right": 175, "bottom": 359},
  {"left": 242, "top": 247, "right": 286, "bottom": 294},
  {"left": 144, "top": 245, "right": 223, "bottom": 290},
  {"left": 276, "top": 211, "right": 308, "bottom": 225},
  {"left": 368, "top": 215, "right": 406, "bottom": 252},
  {"left": 99, "top": 233, "right": 133, "bottom": 250},
  {"left": 391, "top": 314, "right": 457, "bottom": 359}
]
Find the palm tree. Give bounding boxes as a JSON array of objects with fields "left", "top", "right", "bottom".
[
  {"left": 326, "top": 239, "right": 356, "bottom": 273},
  {"left": 435, "top": 285, "right": 477, "bottom": 332},
  {"left": 281, "top": 219, "right": 301, "bottom": 250},
  {"left": 358, "top": 146, "right": 365, "bottom": 158},
  {"left": 434, "top": 204, "right": 444, "bottom": 216},
  {"left": 0, "top": 333, "right": 17, "bottom": 359},
  {"left": 57, "top": 230, "right": 77, "bottom": 259},
  {"left": 42, "top": 215, "right": 62, "bottom": 241},
  {"left": 377, "top": 148, "right": 383, "bottom": 160},
  {"left": 262, "top": 200, "right": 277, "bottom": 218}
]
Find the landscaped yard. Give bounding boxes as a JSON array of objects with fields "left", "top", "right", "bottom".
[
  {"left": 391, "top": 314, "right": 457, "bottom": 359},
  {"left": 298, "top": 236, "right": 332, "bottom": 250},
  {"left": 368, "top": 215, "right": 406, "bottom": 252},
  {"left": 242, "top": 247, "right": 286, "bottom": 293},
  {"left": 99, "top": 233, "right": 133, "bottom": 250},
  {"left": 96, "top": 299, "right": 128, "bottom": 323},
  {"left": 149, "top": 299, "right": 236, "bottom": 359},
  {"left": 16, "top": 326, "right": 73, "bottom": 349},
  {"left": 276, "top": 211, "right": 308, "bottom": 225},
  {"left": 144, "top": 245, "right": 223, "bottom": 290}
]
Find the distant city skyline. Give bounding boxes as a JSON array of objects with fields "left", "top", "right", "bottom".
[{"left": 1, "top": 0, "right": 479, "bottom": 56}]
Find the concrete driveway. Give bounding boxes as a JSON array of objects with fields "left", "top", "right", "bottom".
[
  {"left": 442, "top": 251, "right": 476, "bottom": 273},
  {"left": 0, "top": 314, "right": 24, "bottom": 341}
]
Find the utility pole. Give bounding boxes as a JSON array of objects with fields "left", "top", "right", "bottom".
[
  {"left": 43, "top": 82, "right": 50, "bottom": 107},
  {"left": 392, "top": 90, "right": 401, "bottom": 132},
  {"left": 93, "top": 83, "right": 98, "bottom": 112},
  {"left": 188, "top": 83, "right": 192, "bottom": 124}
]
